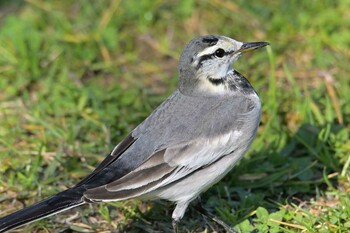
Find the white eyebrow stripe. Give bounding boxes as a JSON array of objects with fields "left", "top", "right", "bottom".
[
  {"left": 196, "top": 39, "right": 233, "bottom": 58},
  {"left": 196, "top": 45, "right": 220, "bottom": 58},
  {"left": 197, "top": 45, "right": 220, "bottom": 58}
]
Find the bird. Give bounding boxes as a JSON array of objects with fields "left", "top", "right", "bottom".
[{"left": 0, "top": 35, "right": 268, "bottom": 233}]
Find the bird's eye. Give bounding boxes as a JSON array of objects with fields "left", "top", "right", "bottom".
[{"left": 215, "top": 48, "right": 225, "bottom": 58}]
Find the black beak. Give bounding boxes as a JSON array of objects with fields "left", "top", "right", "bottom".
[{"left": 238, "top": 41, "right": 269, "bottom": 53}]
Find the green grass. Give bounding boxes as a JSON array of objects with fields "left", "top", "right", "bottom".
[{"left": 0, "top": 0, "right": 349, "bottom": 232}]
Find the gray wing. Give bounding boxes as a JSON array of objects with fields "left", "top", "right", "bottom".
[
  {"left": 84, "top": 133, "right": 242, "bottom": 201},
  {"left": 83, "top": 90, "right": 258, "bottom": 201}
]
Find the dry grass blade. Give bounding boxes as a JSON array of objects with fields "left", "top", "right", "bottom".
[
  {"left": 321, "top": 71, "right": 343, "bottom": 124},
  {"left": 269, "top": 219, "right": 307, "bottom": 231}
]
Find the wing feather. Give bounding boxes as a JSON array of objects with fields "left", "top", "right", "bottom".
[
  {"left": 74, "top": 133, "right": 136, "bottom": 188},
  {"left": 84, "top": 130, "right": 241, "bottom": 201}
]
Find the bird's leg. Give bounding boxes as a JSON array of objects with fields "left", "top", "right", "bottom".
[
  {"left": 171, "top": 202, "right": 189, "bottom": 233},
  {"left": 194, "top": 197, "right": 237, "bottom": 233},
  {"left": 172, "top": 219, "right": 179, "bottom": 233}
]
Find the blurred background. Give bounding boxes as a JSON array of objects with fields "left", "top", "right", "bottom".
[{"left": 0, "top": 0, "right": 349, "bottom": 232}]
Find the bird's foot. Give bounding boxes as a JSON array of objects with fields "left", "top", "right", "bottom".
[{"left": 194, "top": 198, "right": 237, "bottom": 233}]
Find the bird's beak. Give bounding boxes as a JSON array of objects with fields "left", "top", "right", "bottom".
[{"left": 237, "top": 41, "right": 269, "bottom": 53}]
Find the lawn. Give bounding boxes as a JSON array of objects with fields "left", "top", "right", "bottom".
[{"left": 0, "top": 0, "right": 349, "bottom": 232}]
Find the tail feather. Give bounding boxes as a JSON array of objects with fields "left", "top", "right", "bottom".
[{"left": 0, "top": 188, "right": 85, "bottom": 233}]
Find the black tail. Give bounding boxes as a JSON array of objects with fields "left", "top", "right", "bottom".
[{"left": 0, "top": 188, "right": 85, "bottom": 233}]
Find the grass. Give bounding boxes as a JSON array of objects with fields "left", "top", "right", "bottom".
[{"left": 0, "top": 0, "right": 349, "bottom": 232}]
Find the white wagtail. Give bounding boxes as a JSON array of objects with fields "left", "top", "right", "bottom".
[{"left": 0, "top": 35, "right": 268, "bottom": 233}]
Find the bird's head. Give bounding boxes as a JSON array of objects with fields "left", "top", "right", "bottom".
[{"left": 178, "top": 35, "right": 268, "bottom": 96}]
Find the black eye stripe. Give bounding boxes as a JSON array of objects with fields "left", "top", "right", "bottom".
[{"left": 196, "top": 50, "right": 234, "bottom": 68}]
